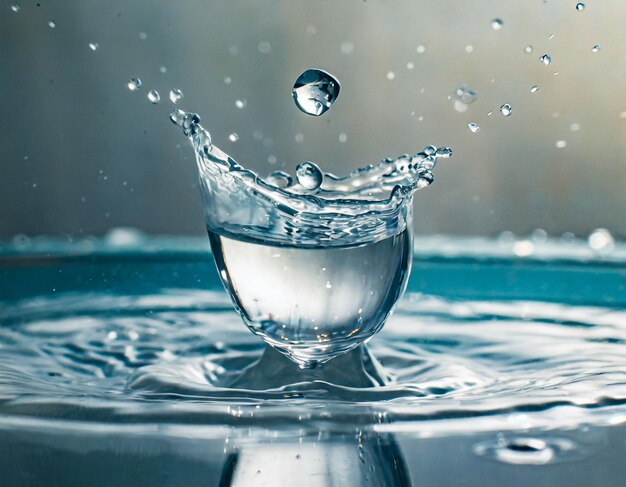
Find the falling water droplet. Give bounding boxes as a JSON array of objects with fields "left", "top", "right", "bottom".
[
  {"left": 160, "top": 66, "right": 168, "bottom": 74},
  {"left": 406, "top": 62, "right": 415, "bottom": 70},
  {"left": 540, "top": 54, "right": 551, "bottom": 65},
  {"left": 296, "top": 162, "right": 323, "bottom": 190},
  {"left": 257, "top": 41, "right": 271, "bottom": 54},
  {"left": 48, "top": 20, "right": 56, "bottom": 28},
  {"left": 235, "top": 99, "right": 247, "bottom": 109},
  {"left": 500, "top": 104, "right": 512, "bottom": 117},
  {"left": 340, "top": 42, "right": 354, "bottom": 54},
  {"left": 491, "top": 18, "right": 503, "bottom": 30},
  {"left": 468, "top": 122, "right": 480, "bottom": 133},
  {"left": 169, "top": 89, "right": 183, "bottom": 103},
  {"left": 530, "top": 85, "right": 539, "bottom": 93},
  {"left": 465, "top": 45, "right": 474, "bottom": 53},
  {"left": 455, "top": 83, "right": 478, "bottom": 105},
  {"left": 338, "top": 133, "right": 348, "bottom": 143},
  {"left": 576, "top": 2, "right": 585, "bottom": 11},
  {"left": 291, "top": 69, "right": 340, "bottom": 116},
  {"left": 147, "top": 90, "right": 160, "bottom": 104},
  {"left": 88, "top": 42, "right": 100, "bottom": 51},
  {"left": 416, "top": 44, "right": 427, "bottom": 54},
  {"left": 139, "top": 32, "right": 148, "bottom": 40},
  {"left": 588, "top": 228, "right": 615, "bottom": 253},
  {"left": 127, "top": 78, "right": 142, "bottom": 91},
  {"left": 267, "top": 171, "right": 293, "bottom": 189},
  {"left": 570, "top": 123, "right": 581, "bottom": 132},
  {"left": 11, "top": 4, "right": 20, "bottom": 12},
  {"left": 524, "top": 45, "right": 534, "bottom": 54},
  {"left": 386, "top": 71, "right": 396, "bottom": 80},
  {"left": 592, "top": 44, "right": 601, "bottom": 52},
  {"left": 556, "top": 140, "right": 567, "bottom": 148},
  {"left": 224, "top": 76, "right": 232, "bottom": 85},
  {"left": 229, "top": 133, "right": 239, "bottom": 143}
]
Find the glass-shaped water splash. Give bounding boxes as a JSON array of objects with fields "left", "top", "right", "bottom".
[{"left": 171, "top": 109, "right": 451, "bottom": 367}]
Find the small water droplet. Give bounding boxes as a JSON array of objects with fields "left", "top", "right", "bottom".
[
  {"left": 540, "top": 54, "right": 551, "bottom": 65},
  {"left": 548, "top": 34, "right": 555, "bottom": 40},
  {"left": 500, "top": 103, "right": 512, "bottom": 117},
  {"left": 160, "top": 66, "right": 168, "bottom": 74},
  {"left": 267, "top": 155, "right": 277, "bottom": 165},
  {"left": 235, "top": 99, "right": 247, "bottom": 109},
  {"left": 465, "top": 45, "right": 474, "bottom": 53},
  {"left": 267, "top": 171, "right": 293, "bottom": 189},
  {"left": 588, "top": 228, "right": 614, "bottom": 253},
  {"left": 592, "top": 44, "right": 601, "bottom": 52},
  {"left": 48, "top": 20, "right": 56, "bottom": 28},
  {"left": 340, "top": 42, "right": 354, "bottom": 54},
  {"left": 224, "top": 76, "right": 232, "bottom": 85},
  {"left": 491, "top": 18, "right": 503, "bottom": 30},
  {"left": 556, "top": 140, "right": 567, "bottom": 148},
  {"left": 435, "top": 147, "right": 453, "bottom": 158},
  {"left": 468, "top": 122, "right": 480, "bottom": 133},
  {"left": 229, "top": 133, "right": 239, "bottom": 143},
  {"left": 524, "top": 45, "right": 534, "bottom": 54},
  {"left": 139, "top": 31, "right": 148, "bottom": 40},
  {"left": 576, "top": 2, "right": 585, "bottom": 11},
  {"left": 11, "top": 4, "right": 20, "bottom": 12},
  {"left": 127, "top": 78, "right": 142, "bottom": 91},
  {"left": 169, "top": 89, "right": 183, "bottom": 103},
  {"left": 306, "top": 24, "right": 317, "bottom": 35},
  {"left": 455, "top": 83, "right": 478, "bottom": 105},
  {"left": 416, "top": 44, "right": 426, "bottom": 54},
  {"left": 296, "top": 162, "right": 323, "bottom": 190},
  {"left": 228, "top": 45, "right": 239, "bottom": 56},
  {"left": 257, "top": 41, "right": 271, "bottom": 54},
  {"left": 147, "top": 90, "right": 160, "bottom": 104},
  {"left": 294, "top": 133, "right": 304, "bottom": 143},
  {"left": 88, "top": 42, "right": 100, "bottom": 51},
  {"left": 292, "top": 69, "right": 340, "bottom": 116},
  {"left": 530, "top": 85, "right": 539, "bottom": 93},
  {"left": 386, "top": 71, "right": 396, "bottom": 80},
  {"left": 338, "top": 133, "right": 348, "bottom": 143},
  {"left": 406, "top": 62, "right": 415, "bottom": 70},
  {"left": 569, "top": 123, "right": 581, "bottom": 132}
]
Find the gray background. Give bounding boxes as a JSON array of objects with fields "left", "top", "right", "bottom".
[{"left": 1, "top": 0, "right": 625, "bottom": 239}]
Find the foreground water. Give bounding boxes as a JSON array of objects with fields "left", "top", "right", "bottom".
[{"left": 1, "top": 237, "right": 625, "bottom": 486}]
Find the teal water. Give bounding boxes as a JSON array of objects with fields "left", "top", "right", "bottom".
[{"left": 1, "top": 236, "right": 626, "bottom": 486}]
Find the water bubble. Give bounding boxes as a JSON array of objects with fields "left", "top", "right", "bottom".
[
  {"left": 416, "top": 45, "right": 426, "bottom": 54},
  {"left": 169, "top": 89, "right": 183, "bottom": 104},
  {"left": 266, "top": 171, "right": 293, "bottom": 189},
  {"left": 235, "top": 99, "right": 247, "bottom": 109},
  {"left": 524, "top": 45, "right": 534, "bottom": 54},
  {"left": 292, "top": 69, "right": 340, "bottom": 117},
  {"left": 340, "top": 42, "right": 354, "bottom": 54},
  {"left": 530, "top": 85, "right": 539, "bottom": 93},
  {"left": 88, "top": 42, "right": 100, "bottom": 51},
  {"left": 556, "top": 140, "right": 567, "bottom": 148},
  {"left": 588, "top": 228, "right": 615, "bottom": 253},
  {"left": 257, "top": 41, "right": 271, "bottom": 54},
  {"left": 500, "top": 103, "right": 512, "bottom": 117},
  {"left": 139, "top": 32, "right": 148, "bottom": 40},
  {"left": 386, "top": 71, "right": 396, "bottom": 80},
  {"left": 229, "top": 133, "right": 239, "bottom": 143},
  {"left": 127, "top": 78, "right": 142, "bottom": 91},
  {"left": 468, "top": 122, "right": 480, "bottom": 133},
  {"left": 48, "top": 21, "right": 56, "bottom": 28},
  {"left": 338, "top": 133, "right": 348, "bottom": 143},
  {"left": 296, "top": 162, "right": 323, "bottom": 190},
  {"left": 11, "top": 4, "right": 20, "bottom": 12},
  {"left": 592, "top": 44, "right": 601, "bottom": 53},
  {"left": 576, "top": 2, "right": 585, "bottom": 11},
  {"left": 540, "top": 54, "right": 551, "bottom": 65},
  {"left": 491, "top": 18, "right": 503, "bottom": 30},
  {"left": 147, "top": 90, "right": 160, "bottom": 104}
]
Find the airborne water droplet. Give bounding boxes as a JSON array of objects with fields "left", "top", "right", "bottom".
[
  {"left": 48, "top": 21, "right": 56, "bottom": 28},
  {"left": 291, "top": 69, "right": 340, "bottom": 116},
  {"left": 147, "top": 90, "right": 160, "bottom": 104},
  {"left": 576, "top": 2, "right": 585, "bottom": 11},
  {"left": 229, "top": 133, "right": 239, "bottom": 142},
  {"left": 435, "top": 147, "right": 453, "bottom": 158},
  {"left": 468, "top": 122, "right": 480, "bottom": 133},
  {"left": 530, "top": 85, "right": 539, "bottom": 93},
  {"left": 386, "top": 71, "right": 396, "bottom": 80},
  {"left": 169, "top": 89, "right": 183, "bottom": 103},
  {"left": 127, "top": 78, "right": 142, "bottom": 91},
  {"left": 455, "top": 83, "right": 478, "bottom": 105},
  {"left": 556, "top": 140, "right": 567, "bottom": 148},
  {"left": 524, "top": 45, "right": 534, "bottom": 54},
  {"left": 11, "top": 4, "right": 20, "bottom": 12},
  {"left": 588, "top": 228, "right": 615, "bottom": 253},
  {"left": 416, "top": 44, "right": 426, "bottom": 54},
  {"left": 257, "top": 41, "right": 271, "bottom": 54},
  {"left": 592, "top": 44, "right": 601, "bottom": 53},
  {"left": 500, "top": 104, "right": 512, "bottom": 117},
  {"left": 338, "top": 133, "right": 348, "bottom": 143},
  {"left": 296, "top": 162, "right": 323, "bottom": 190},
  {"left": 235, "top": 99, "right": 247, "bottom": 109},
  {"left": 88, "top": 42, "right": 100, "bottom": 51},
  {"left": 491, "top": 18, "right": 503, "bottom": 30},
  {"left": 540, "top": 54, "right": 552, "bottom": 65}
]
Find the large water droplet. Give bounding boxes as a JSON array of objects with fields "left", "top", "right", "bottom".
[
  {"left": 292, "top": 69, "right": 340, "bottom": 117},
  {"left": 296, "top": 162, "right": 323, "bottom": 190},
  {"left": 540, "top": 54, "right": 552, "bottom": 65},
  {"left": 147, "top": 90, "right": 160, "bottom": 104},
  {"left": 500, "top": 104, "right": 512, "bottom": 117},
  {"left": 169, "top": 89, "right": 183, "bottom": 103},
  {"left": 127, "top": 78, "right": 142, "bottom": 91},
  {"left": 88, "top": 42, "right": 100, "bottom": 51},
  {"left": 266, "top": 171, "right": 293, "bottom": 189},
  {"left": 468, "top": 122, "right": 480, "bottom": 133},
  {"left": 576, "top": 2, "right": 585, "bottom": 11},
  {"left": 491, "top": 18, "right": 503, "bottom": 30}
]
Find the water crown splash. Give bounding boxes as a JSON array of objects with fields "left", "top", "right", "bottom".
[{"left": 171, "top": 108, "right": 451, "bottom": 367}]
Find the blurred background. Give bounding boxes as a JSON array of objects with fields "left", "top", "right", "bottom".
[{"left": 1, "top": 0, "right": 625, "bottom": 240}]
